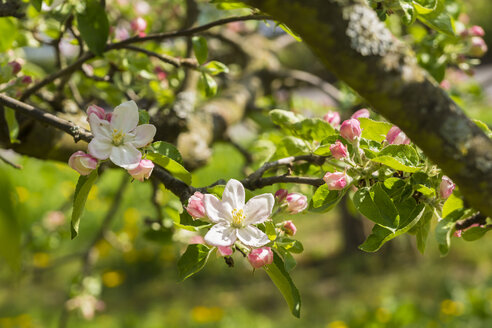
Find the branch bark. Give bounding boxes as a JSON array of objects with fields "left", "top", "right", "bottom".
[{"left": 245, "top": 0, "right": 492, "bottom": 218}]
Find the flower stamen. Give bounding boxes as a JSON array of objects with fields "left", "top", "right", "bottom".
[
  {"left": 111, "top": 129, "right": 125, "bottom": 146},
  {"left": 231, "top": 208, "right": 245, "bottom": 228}
]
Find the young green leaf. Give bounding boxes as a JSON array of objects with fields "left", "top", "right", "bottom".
[
  {"left": 311, "top": 184, "right": 345, "bottom": 212},
  {"left": 358, "top": 118, "right": 392, "bottom": 143},
  {"left": 416, "top": 0, "right": 454, "bottom": 36},
  {"left": 264, "top": 252, "right": 301, "bottom": 318},
  {"left": 203, "top": 61, "right": 229, "bottom": 75},
  {"left": 138, "top": 109, "right": 150, "bottom": 125},
  {"left": 71, "top": 170, "right": 98, "bottom": 239},
  {"left": 192, "top": 36, "right": 208, "bottom": 65},
  {"left": 76, "top": 0, "right": 110, "bottom": 55},
  {"left": 200, "top": 72, "right": 217, "bottom": 97},
  {"left": 146, "top": 152, "right": 192, "bottom": 184},
  {"left": 435, "top": 209, "right": 465, "bottom": 256},
  {"left": 353, "top": 183, "right": 400, "bottom": 230},
  {"left": 151, "top": 141, "right": 183, "bottom": 164},
  {"left": 371, "top": 144, "right": 421, "bottom": 173},
  {"left": 3, "top": 106, "right": 19, "bottom": 144},
  {"left": 177, "top": 244, "right": 214, "bottom": 281},
  {"left": 461, "top": 226, "right": 491, "bottom": 241}
]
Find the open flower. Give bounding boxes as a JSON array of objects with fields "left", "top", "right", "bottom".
[
  {"left": 88, "top": 100, "right": 156, "bottom": 169},
  {"left": 203, "top": 179, "right": 274, "bottom": 248}
]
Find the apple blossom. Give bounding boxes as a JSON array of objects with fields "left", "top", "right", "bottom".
[
  {"left": 68, "top": 151, "right": 98, "bottom": 175},
  {"left": 248, "top": 247, "right": 273, "bottom": 269},
  {"left": 189, "top": 235, "right": 205, "bottom": 244},
  {"left": 275, "top": 189, "right": 288, "bottom": 202},
  {"left": 285, "top": 193, "right": 308, "bottom": 214},
  {"left": 87, "top": 100, "right": 156, "bottom": 169},
  {"left": 218, "top": 246, "right": 233, "bottom": 256},
  {"left": 323, "top": 111, "right": 341, "bottom": 127},
  {"left": 131, "top": 17, "right": 147, "bottom": 36},
  {"left": 283, "top": 220, "right": 297, "bottom": 236},
  {"left": 330, "top": 140, "right": 348, "bottom": 159},
  {"left": 127, "top": 159, "right": 154, "bottom": 181},
  {"left": 8, "top": 61, "right": 21, "bottom": 75},
  {"left": 440, "top": 176, "right": 455, "bottom": 199},
  {"left": 469, "top": 37, "right": 488, "bottom": 57},
  {"left": 351, "top": 108, "right": 370, "bottom": 120},
  {"left": 186, "top": 192, "right": 206, "bottom": 219},
  {"left": 202, "top": 179, "right": 273, "bottom": 248},
  {"left": 340, "top": 118, "right": 361, "bottom": 142},
  {"left": 323, "top": 171, "right": 349, "bottom": 190},
  {"left": 386, "top": 126, "right": 410, "bottom": 145},
  {"left": 469, "top": 25, "right": 485, "bottom": 37},
  {"left": 21, "top": 76, "right": 32, "bottom": 84},
  {"left": 86, "top": 105, "right": 112, "bottom": 122}
]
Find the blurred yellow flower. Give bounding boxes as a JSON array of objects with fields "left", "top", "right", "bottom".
[
  {"left": 376, "top": 307, "right": 391, "bottom": 323},
  {"left": 191, "top": 306, "right": 223, "bottom": 323},
  {"left": 440, "top": 299, "right": 463, "bottom": 316},
  {"left": 327, "top": 320, "right": 348, "bottom": 328},
  {"left": 102, "top": 271, "right": 125, "bottom": 288},
  {"left": 15, "top": 186, "right": 29, "bottom": 203},
  {"left": 33, "top": 252, "right": 51, "bottom": 268}
]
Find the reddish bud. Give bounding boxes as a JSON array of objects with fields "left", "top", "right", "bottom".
[
  {"left": 283, "top": 220, "right": 297, "bottom": 236},
  {"left": 218, "top": 246, "right": 233, "bottom": 256},
  {"left": 386, "top": 126, "right": 410, "bottom": 145},
  {"left": 469, "top": 25, "right": 485, "bottom": 37},
  {"left": 469, "top": 37, "right": 488, "bottom": 57},
  {"left": 8, "top": 61, "right": 21, "bottom": 75},
  {"left": 340, "top": 118, "right": 361, "bottom": 142},
  {"left": 323, "top": 111, "right": 341, "bottom": 127},
  {"left": 275, "top": 189, "right": 288, "bottom": 202},
  {"left": 323, "top": 171, "right": 349, "bottom": 190},
  {"left": 439, "top": 176, "right": 455, "bottom": 199},
  {"left": 351, "top": 108, "right": 370, "bottom": 120},
  {"left": 68, "top": 151, "right": 98, "bottom": 175},
  {"left": 131, "top": 17, "right": 147, "bottom": 33},
  {"left": 248, "top": 247, "right": 273, "bottom": 269},
  {"left": 330, "top": 140, "right": 348, "bottom": 159},
  {"left": 186, "top": 192, "right": 206, "bottom": 219},
  {"left": 127, "top": 159, "right": 154, "bottom": 182},
  {"left": 285, "top": 193, "right": 308, "bottom": 214},
  {"left": 21, "top": 76, "right": 32, "bottom": 84}
]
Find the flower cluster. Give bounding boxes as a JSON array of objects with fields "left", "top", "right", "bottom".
[{"left": 68, "top": 101, "right": 156, "bottom": 182}]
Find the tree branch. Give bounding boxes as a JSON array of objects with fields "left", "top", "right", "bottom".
[{"left": 120, "top": 45, "right": 198, "bottom": 68}]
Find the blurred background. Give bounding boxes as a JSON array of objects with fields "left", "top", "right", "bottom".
[{"left": 1, "top": 0, "right": 492, "bottom": 327}]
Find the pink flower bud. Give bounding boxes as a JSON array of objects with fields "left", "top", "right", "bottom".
[
  {"left": 115, "top": 27, "right": 130, "bottom": 40},
  {"left": 154, "top": 66, "right": 167, "bottom": 81},
  {"left": 469, "top": 25, "right": 485, "bottom": 37},
  {"left": 439, "top": 176, "right": 455, "bottom": 199},
  {"left": 469, "top": 37, "right": 488, "bottom": 57},
  {"left": 131, "top": 17, "right": 147, "bottom": 34},
  {"left": 127, "top": 159, "right": 154, "bottom": 182},
  {"left": 186, "top": 192, "right": 206, "bottom": 219},
  {"left": 275, "top": 189, "right": 288, "bottom": 202},
  {"left": 247, "top": 247, "right": 273, "bottom": 269},
  {"left": 386, "top": 126, "right": 410, "bottom": 145},
  {"left": 351, "top": 108, "right": 370, "bottom": 120},
  {"left": 21, "top": 76, "right": 32, "bottom": 84},
  {"left": 330, "top": 140, "right": 348, "bottom": 159},
  {"left": 68, "top": 151, "right": 98, "bottom": 175},
  {"left": 440, "top": 80, "right": 451, "bottom": 90},
  {"left": 218, "top": 246, "right": 233, "bottom": 256},
  {"left": 323, "top": 111, "right": 341, "bottom": 127},
  {"left": 189, "top": 235, "right": 205, "bottom": 244},
  {"left": 8, "top": 61, "right": 21, "bottom": 75},
  {"left": 86, "top": 105, "right": 106, "bottom": 121},
  {"left": 323, "top": 171, "right": 349, "bottom": 190},
  {"left": 339, "top": 118, "right": 361, "bottom": 142},
  {"left": 283, "top": 220, "right": 297, "bottom": 236},
  {"left": 285, "top": 193, "right": 308, "bottom": 214},
  {"left": 104, "top": 112, "right": 113, "bottom": 122}
]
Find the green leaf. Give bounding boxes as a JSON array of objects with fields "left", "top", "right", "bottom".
[
  {"left": 277, "top": 238, "right": 304, "bottom": 254},
  {"left": 462, "top": 226, "right": 491, "bottom": 241},
  {"left": 265, "top": 221, "right": 277, "bottom": 241},
  {"left": 413, "top": 0, "right": 437, "bottom": 14},
  {"left": 146, "top": 152, "right": 191, "bottom": 184},
  {"left": 138, "top": 109, "right": 150, "bottom": 125},
  {"left": 203, "top": 61, "right": 229, "bottom": 75},
  {"left": 207, "top": 185, "right": 225, "bottom": 197},
  {"left": 200, "top": 72, "right": 217, "bottom": 97},
  {"left": 371, "top": 144, "right": 421, "bottom": 173},
  {"left": 416, "top": 0, "right": 454, "bottom": 36},
  {"left": 473, "top": 119, "right": 492, "bottom": 139},
  {"left": 264, "top": 252, "right": 301, "bottom": 318},
  {"left": 400, "top": 1, "right": 416, "bottom": 25},
  {"left": 0, "top": 18, "right": 18, "bottom": 52},
  {"left": 435, "top": 209, "right": 465, "bottom": 256},
  {"left": 177, "top": 244, "right": 214, "bottom": 281},
  {"left": 3, "top": 107, "right": 19, "bottom": 144},
  {"left": 353, "top": 183, "right": 400, "bottom": 230},
  {"left": 192, "top": 36, "right": 208, "bottom": 65},
  {"left": 276, "top": 136, "right": 310, "bottom": 157},
  {"left": 0, "top": 173, "right": 21, "bottom": 270},
  {"left": 31, "top": 0, "right": 43, "bottom": 12},
  {"left": 415, "top": 206, "right": 433, "bottom": 254},
  {"left": 311, "top": 184, "right": 343, "bottom": 210},
  {"left": 358, "top": 118, "right": 392, "bottom": 143},
  {"left": 151, "top": 141, "right": 183, "bottom": 164},
  {"left": 269, "top": 109, "right": 301, "bottom": 127},
  {"left": 277, "top": 23, "right": 302, "bottom": 42},
  {"left": 442, "top": 193, "right": 463, "bottom": 219},
  {"left": 76, "top": 0, "right": 110, "bottom": 55},
  {"left": 71, "top": 170, "right": 98, "bottom": 239},
  {"left": 292, "top": 118, "right": 337, "bottom": 142},
  {"left": 179, "top": 211, "right": 209, "bottom": 228}
]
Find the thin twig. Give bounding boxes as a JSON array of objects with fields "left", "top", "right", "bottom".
[
  {"left": 455, "top": 212, "right": 488, "bottom": 230},
  {"left": 120, "top": 45, "right": 198, "bottom": 68},
  {"left": 0, "top": 151, "right": 22, "bottom": 169}
]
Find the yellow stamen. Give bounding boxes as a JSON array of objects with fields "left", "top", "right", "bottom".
[
  {"left": 231, "top": 208, "right": 245, "bottom": 228},
  {"left": 112, "top": 129, "right": 125, "bottom": 146}
]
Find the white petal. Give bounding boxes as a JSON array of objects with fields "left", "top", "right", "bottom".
[
  {"left": 203, "top": 194, "right": 232, "bottom": 224},
  {"left": 88, "top": 114, "right": 112, "bottom": 140},
  {"left": 109, "top": 144, "right": 142, "bottom": 169},
  {"left": 128, "top": 124, "right": 156, "bottom": 148},
  {"left": 222, "top": 179, "right": 245, "bottom": 210},
  {"left": 111, "top": 100, "right": 139, "bottom": 133},
  {"left": 244, "top": 193, "right": 274, "bottom": 225},
  {"left": 87, "top": 138, "right": 112, "bottom": 160},
  {"left": 204, "top": 224, "right": 236, "bottom": 247},
  {"left": 236, "top": 225, "right": 270, "bottom": 247}
]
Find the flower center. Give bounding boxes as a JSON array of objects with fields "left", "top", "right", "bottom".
[
  {"left": 231, "top": 208, "right": 245, "bottom": 228},
  {"left": 112, "top": 129, "right": 125, "bottom": 146}
]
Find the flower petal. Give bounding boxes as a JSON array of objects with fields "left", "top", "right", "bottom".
[
  {"left": 88, "top": 138, "right": 112, "bottom": 160},
  {"left": 244, "top": 193, "right": 274, "bottom": 225},
  {"left": 203, "top": 194, "right": 232, "bottom": 224},
  {"left": 88, "top": 114, "right": 112, "bottom": 140},
  {"left": 111, "top": 100, "right": 139, "bottom": 133},
  {"left": 222, "top": 179, "right": 245, "bottom": 210},
  {"left": 109, "top": 144, "right": 142, "bottom": 169},
  {"left": 204, "top": 224, "right": 236, "bottom": 247},
  {"left": 128, "top": 124, "right": 156, "bottom": 148},
  {"left": 236, "top": 225, "right": 270, "bottom": 247}
]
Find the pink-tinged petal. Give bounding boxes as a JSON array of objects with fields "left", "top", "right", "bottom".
[
  {"left": 222, "top": 179, "right": 245, "bottom": 210},
  {"left": 244, "top": 194, "right": 274, "bottom": 225},
  {"left": 236, "top": 225, "right": 270, "bottom": 247},
  {"left": 109, "top": 144, "right": 142, "bottom": 169},
  {"left": 89, "top": 114, "right": 112, "bottom": 140},
  {"left": 88, "top": 138, "right": 112, "bottom": 160},
  {"left": 204, "top": 224, "right": 236, "bottom": 247},
  {"left": 217, "top": 246, "right": 233, "bottom": 256},
  {"left": 111, "top": 100, "right": 139, "bottom": 133},
  {"left": 203, "top": 194, "right": 232, "bottom": 224},
  {"left": 129, "top": 124, "right": 156, "bottom": 148}
]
